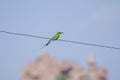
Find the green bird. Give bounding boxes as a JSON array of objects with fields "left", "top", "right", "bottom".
[{"left": 41, "top": 32, "right": 63, "bottom": 48}]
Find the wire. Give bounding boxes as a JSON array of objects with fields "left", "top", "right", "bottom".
[
  {"left": 0, "top": 31, "right": 50, "bottom": 39},
  {"left": 0, "top": 30, "right": 120, "bottom": 50}
]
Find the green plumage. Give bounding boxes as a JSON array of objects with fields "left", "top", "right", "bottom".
[{"left": 44, "top": 32, "right": 63, "bottom": 47}]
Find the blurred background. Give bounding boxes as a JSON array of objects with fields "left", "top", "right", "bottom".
[{"left": 0, "top": 0, "right": 120, "bottom": 80}]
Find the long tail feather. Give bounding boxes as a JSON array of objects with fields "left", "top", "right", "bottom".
[
  {"left": 40, "top": 45, "right": 46, "bottom": 49},
  {"left": 40, "top": 41, "right": 50, "bottom": 49},
  {"left": 45, "top": 42, "right": 50, "bottom": 46}
]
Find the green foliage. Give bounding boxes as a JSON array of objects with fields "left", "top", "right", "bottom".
[{"left": 56, "top": 75, "right": 67, "bottom": 80}]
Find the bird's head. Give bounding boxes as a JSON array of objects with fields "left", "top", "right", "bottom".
[{"left": 57, "top": 32, "right": 63, "bottom": 34}]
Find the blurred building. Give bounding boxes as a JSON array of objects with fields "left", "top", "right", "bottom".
[{"left": 21, "top": 52, "right": 107, "bottom": 80}]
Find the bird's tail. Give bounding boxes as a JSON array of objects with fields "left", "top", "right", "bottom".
[
  {"left": 40, "top": 41, "right": 50, "bottom": 49},
  {"left": 45, "top": 41, "right": 50, "bottom": 46},
  {"left": 40, "top": 45, "right": 46, "bottom": 49}
]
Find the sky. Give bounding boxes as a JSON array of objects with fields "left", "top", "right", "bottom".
[{"left": 0, "top": 0, "right": 120, "bottom": 80}]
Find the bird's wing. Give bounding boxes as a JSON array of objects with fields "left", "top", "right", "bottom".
[
  {"left": 40, "top": 33, "right": 61, "bottom": 48},
  {"left": 51, "top": 33, "right": 60, "bottom": 40}
]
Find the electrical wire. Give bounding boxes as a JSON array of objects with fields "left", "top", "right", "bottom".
[{"left": 0, "top": 30, "right": 120, "bottom": 50}]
